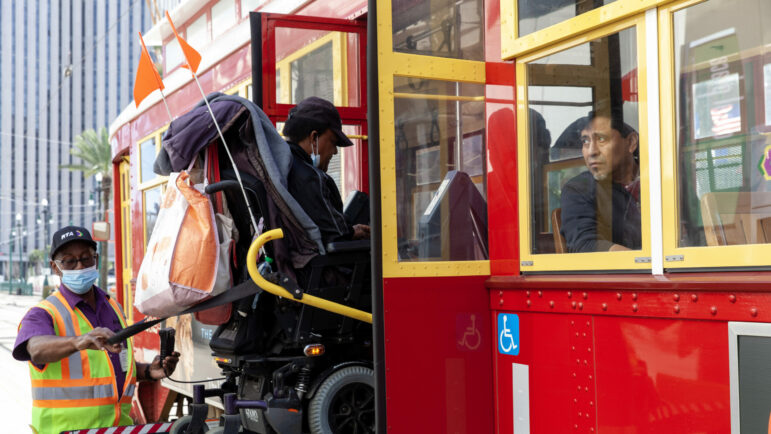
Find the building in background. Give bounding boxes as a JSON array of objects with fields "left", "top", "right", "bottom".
[{"left": 0, "top": 0, "right": 182, "bottom": 280}]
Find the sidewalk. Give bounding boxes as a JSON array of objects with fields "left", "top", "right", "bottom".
[{"left": 0, "top": 291, "right": 41, "bottom": 432}]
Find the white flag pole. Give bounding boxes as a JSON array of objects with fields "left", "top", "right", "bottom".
[{"left": 189, "top": 71, "right": 259, "bottom": 233}]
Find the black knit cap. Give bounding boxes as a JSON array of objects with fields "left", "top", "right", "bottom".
[
  {"left": 50, "top": 226, "right": 97, "bottom": 259},
  {"left": 284, "top": 97, "right": 354, "bottom": 147}
]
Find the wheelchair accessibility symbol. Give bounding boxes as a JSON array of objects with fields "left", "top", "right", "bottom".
[{"left": 498, "top": 313, "right": 519, "bottom": 355}]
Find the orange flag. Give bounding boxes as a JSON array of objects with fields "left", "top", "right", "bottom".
[
  {"left": 133, "top": 32, "right": 165, "bottom": 108},
  {"left": 166, "top": 11, "right": 201, "bottom": 73}
]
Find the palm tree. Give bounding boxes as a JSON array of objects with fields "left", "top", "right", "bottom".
[{"left": 60, "top": 127, "right": 112, "bottom": 290}]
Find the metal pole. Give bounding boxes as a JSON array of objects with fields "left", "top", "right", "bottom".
[
  {"left": 8, "top": 233, "right": 13, "bottom": 292},
  {"left": 18, "top": 221, "right": 22, "bottom": 283}
]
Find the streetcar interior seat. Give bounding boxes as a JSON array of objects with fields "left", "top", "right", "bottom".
[
  {"left": 551, "top": 208, "right": 567, "bottom": 254},
  {"left": 701, "top": 191, "right": 771, "bottom": 246}
]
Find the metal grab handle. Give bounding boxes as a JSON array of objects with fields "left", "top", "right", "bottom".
[{"left": 246, "top": 229, "right": 373, "bottom": 324}]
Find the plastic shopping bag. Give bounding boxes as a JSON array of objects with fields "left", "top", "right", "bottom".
[{"left": 135, "top": 171, "right": 219, "bottom": 317}]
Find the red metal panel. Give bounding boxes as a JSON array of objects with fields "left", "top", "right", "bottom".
[
  {"left": 494, "top": 312, "right": 578, "bottom": 434},
  {"left": 484, "top": 0, "right": 501, "bottom": 63},
  {"left": 493, "top": 311, "right": 731, "bottom": 433},
  {"left": 295, "top": 0, "right": 368, "bottom": 20},
  {"left": 383, "top": 276, "right": 494, "bottom": 433},
  {"left": 486, "top": 102, "right": 519, "bottom": 276},
  {"left": 593, "top": 316, "right": 729, "bottom": 433},
  {"left": 489, "top": 274, "right": 771, "bottom": 322}
]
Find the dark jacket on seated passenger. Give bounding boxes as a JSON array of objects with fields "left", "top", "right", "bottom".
[
  {"left": 286, "top": 141, "right": 353, "bottom": 247},
  {"left": 560, "top": 171, "right": 641, "bottom": 252}
]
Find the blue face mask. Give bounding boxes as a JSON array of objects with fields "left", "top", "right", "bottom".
[
  {"left": 60, "top": 265, "right": 99, "bottom": 294},
  {"left": 311, "top": 138, "right": 320, "bottom": 168}
]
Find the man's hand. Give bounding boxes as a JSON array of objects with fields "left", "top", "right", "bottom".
[
  {"left": 73, "top": 327, "right": 122, "bottom": 353},
  {"left": 352, "top": 224, "right": 371, "bottom": 240},
  {"left": 148, "top": 351, "right": 181, "bottom": 380}
]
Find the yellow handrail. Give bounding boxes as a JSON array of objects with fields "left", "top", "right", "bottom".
[{"left": 246, "top": 229, "right": 373, "bottom": 324}]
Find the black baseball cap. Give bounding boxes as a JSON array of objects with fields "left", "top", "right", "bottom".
[
  {"left": 285, "top": 97, "right": 354, "bottom": 148},
  {"left": 50, "top": 226, "right": 98, "bottom": 259}
]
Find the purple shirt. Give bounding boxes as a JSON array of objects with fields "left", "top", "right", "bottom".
[{"left": 13, "top": 285, "right": 128, "bottom": 395}]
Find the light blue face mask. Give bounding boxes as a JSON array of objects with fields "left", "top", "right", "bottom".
[
  {"left": 61, "top": 265, "right": 99, "bottom": 294},
  {"left": 311, "top": 138, "right": 320, "bottom": 168}
]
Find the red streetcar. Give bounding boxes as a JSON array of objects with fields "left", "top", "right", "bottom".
[{"left": 108, "top": 0, "right": 771, "bottom": 432}]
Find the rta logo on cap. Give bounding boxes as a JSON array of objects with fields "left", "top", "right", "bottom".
[{"left": 60, "top": 230, "right": 84, "bottom": 240}]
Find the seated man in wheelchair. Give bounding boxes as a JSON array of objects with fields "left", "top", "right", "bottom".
[
  {"left": 163, "top": 93, "right": 374, "bottom": 434},
  {"left": 282, "top": 96, "right": 370, "bottom": 245}
]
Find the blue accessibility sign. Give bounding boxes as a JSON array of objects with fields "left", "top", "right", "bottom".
[{"left": 497, "top": 313, "right": 519, "bottom": 355}]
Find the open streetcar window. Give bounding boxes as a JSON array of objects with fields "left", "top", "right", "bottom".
[{"left": 661, "top": 0, "right": 771, "bottom": 269}]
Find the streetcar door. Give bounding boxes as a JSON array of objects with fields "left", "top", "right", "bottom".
[{"left": 250, "top": 12, "right": 368, "bottom": 197}]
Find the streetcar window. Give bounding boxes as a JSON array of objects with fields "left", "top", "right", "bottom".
[
  {"left": 275, "top": 29, "right": 360, "bottom": 107},
  {"left": 139, "top": 138, "right": 157, "bottom": 184},
  {"left": 517, "top": 0, "right": 617, "bottom": 38},
  {"left": 143, "top": 186, "right": 162, "bottom": 245},
  {"left": 673, "top": 0, "right": 771, "bottom": 248},
  {"left": 526, "top": 27, "right": 640, "bottom": 254},
  {"left": 393, "top": 77, "right": 487, "bottom": 261},
  {"left": 392, "top": 0, "right": 483, "bottom": 61}
]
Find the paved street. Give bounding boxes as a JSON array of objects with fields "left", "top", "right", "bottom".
[{"left": 0, "top": 291, "right": 41, "bottom": 433}]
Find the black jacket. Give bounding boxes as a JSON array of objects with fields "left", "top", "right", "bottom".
[
  {"left": 560, "top": 171, "right": 641, "bottom": 252},
  {"left": 286, "top": 142, "right": 352, "bottom": 246}
]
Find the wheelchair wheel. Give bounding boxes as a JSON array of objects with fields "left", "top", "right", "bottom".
[
  {"left": 169, "top": 415, "right": 210, "bottom": 434},
  {"left": 308, "top": 365, "right": 375, "bottom": 434}
]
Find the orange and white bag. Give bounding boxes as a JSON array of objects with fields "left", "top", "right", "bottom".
[{"left": 135, "top": 171, "right": 220, "bottom": 317}]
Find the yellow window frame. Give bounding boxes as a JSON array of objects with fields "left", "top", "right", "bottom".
[
  {"left": 275, "top": 31, "right": 348, "bottom": 107},
  {"left": 516, "top": 14, "right": 652, "bottom": 272},
  {"left": 119, "top": 158, "right": 134, "bottom": 324},
  {"left": 376, "top": 0, "right": 489, "bottom": 278},
  {"left": 224, "top": 78, "right": 252, "bottom": 97},
  {"left": 658, "top": 0, "right": 771, "bottom": 269},
  {"left": 136, "top": 127, "right": 170, "bottom": 248},
  {"left": 501, "top": 0, "right": 676, "bottom": 60}
]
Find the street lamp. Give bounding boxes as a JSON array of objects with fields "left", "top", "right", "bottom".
[
  {"left": 40, "top": 199, "right": 49, "bottom": 248},
  {"left": 15, "top": 213, "right": 22, "bottom": 282}
]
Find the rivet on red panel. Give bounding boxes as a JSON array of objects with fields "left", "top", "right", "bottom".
[
  {"left": 572, "top": 301, "right": 577, "bottom": 309},
  {"left": 691, "top": 294, "right": 698, "bottom": 302},
  {"left": 632, "top": 304, "right": 638, "bottom": 312},
  {"left": 729, "top": 294, "right": 736, "bottom": 303},
  {"left": 616, "top": 292, "right": 622, "bottom": 300},
  {"left": 578, "top": 302, "right": 583, "bottom": 310},
  {"left": 673, "top": 293, "right": 680, "bottom": 302},
  {"left": 526, "top": 291, "right": 530, "bottom": 297},
  {"left": 632, "top": 293, "right": 638, "bottom": 301},
  {"left": 567, "top": 291, "right": 572, "bottom": 298},
  {"left": 601, "top": 303, "right": 608, "bottom": 311},
  {"left": 550, "top": 301, "right": 555, "bottom": 308},
  {"left": 538, "top": 291, "right": 543, "bottom": 297},
  {"left": 526, "top": 300, "right": 531, "bottom": 307},
  {"left": 751, "top": 307, "right": 759, "bottom": 317},
  {"left": 674, "top": 305, "right": 680, "bottom": 314},
  {"left": 582, "top": 292, "right": 588, "bottom": 299},
  {"left": 711, "top": 306, "right": 718, "bottom": 315}
]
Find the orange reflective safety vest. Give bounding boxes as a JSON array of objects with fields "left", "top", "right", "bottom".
[{"left": 28, "top": 290, "right": 136, "bottom": 434}]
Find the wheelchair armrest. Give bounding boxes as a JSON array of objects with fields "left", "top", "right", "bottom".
[{"left": 325, "top": 239, "right": 371, "bottom": 254}]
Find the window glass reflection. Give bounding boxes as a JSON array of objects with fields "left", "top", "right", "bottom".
[
  {"left": 274, "top": 28, "right": 361, "bottom": 107},
  {"left": 527, "top": 27, "right": 640, "bottom": 254},
  {"left": 674, "top": 0, "right": 771, "bottom": 247},
  {"left": 144, "top": 187, "right": 162, "bottom": 245},
  {"left": 394, "top": 77, "right": 487, "bottom": 261},
  {"left": 140, "top": 138, "right": 156, "bottom": 184},
  {"left": 518, "top": 0, "right": 617, "bottom": 37},
  {"left": 392, "top": 0, "right": 483, "bottom": 61}
]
